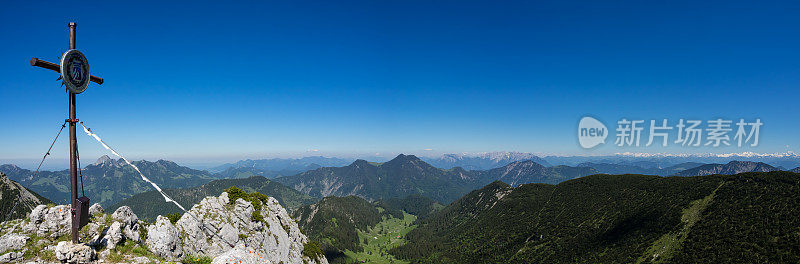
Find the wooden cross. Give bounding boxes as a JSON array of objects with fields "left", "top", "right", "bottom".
[{"left": 29, "top": 22, "right": 104, "bottom": 244}]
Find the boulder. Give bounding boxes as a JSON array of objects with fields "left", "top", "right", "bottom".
[
  {"left": 145, "top": 215, "right": 183, "bottom": 261},
  {"left": 212, "top": 244, "right": 272, "bottom": 264},
  {"left": 0, "top": 250, "right": 25, "bottom": 262},
  {"left": 89, "top": 203, "right": 104, "bottom": 216},
  {"left": 23, "top": 204, "right": 71, "bottom": 238},
  {"left": 55, "top": 241, "right": 95, "bottom": 263},
  {"left": 0, "top": 233, "right": 29, "bottom": 253},
  {"left": 111, "top": 206, "right": 138, "bottom": 226},
  {"left": 104, "top": 222, "right": 124, "bottom": 249},
  {"left": 110, "top": 206, "right": 141, "bottom": 244}
]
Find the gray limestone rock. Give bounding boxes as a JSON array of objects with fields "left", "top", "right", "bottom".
[
  {"left": 145, "top": 215, "right": 183, "bottom": 261},
  {"left": 0, "top": 233, "right": 28, "bottom": 253},
  {"left": 88, "top": 203, "right": 104, "bottom": 216},
  {"left": 54, "top": 241, "right": 95, "bottom": 263},
  {"left": 23, "top": 205, "right": 71, "bottom": 238}
]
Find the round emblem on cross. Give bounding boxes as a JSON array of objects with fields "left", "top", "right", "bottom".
[{"left": 60, "top": 49, "right": 90, "bottom": 94}]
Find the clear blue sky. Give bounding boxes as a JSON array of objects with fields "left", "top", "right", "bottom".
[{"left": 2, "top": 0, "right": 799, "bottom": 168}]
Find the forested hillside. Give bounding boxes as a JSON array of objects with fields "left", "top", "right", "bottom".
[
  {"left": 391, "top": 171, "right": 800, "bottom": 263},
  {"left": 295, "top": 195, "right": 442, "bottom": 263},
  {"left": 0, "top": 156, "right": 215, "bottom": 206},
  {"left": 0, "top": 172, "right": 51, "bottom": 221}
]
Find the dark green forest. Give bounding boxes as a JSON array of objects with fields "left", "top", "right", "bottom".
[
  {"left": 390, "top": 172, "right": 800, "bottom": 263},
  {"left": 294, "top": 194, "right": 443, "bottom": 263}
]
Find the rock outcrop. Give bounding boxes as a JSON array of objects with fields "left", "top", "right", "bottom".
[
  {"left": 0, "top": 191, "right": 325, "bottom": 264},
  {"left": 145, "top": 192, "right": 327, "bottom": 264},
  {"left": 22, "top": 204, "right": 72, "bottom": 238},
  {"left": 145, "top": 215, "right": 184, "bottom": 260},
  {"left": 211, "top": 244, "right": 270, "bottom": 264},
  {"left": 55, "top": 241, "right": 95, "bottom": 263}
]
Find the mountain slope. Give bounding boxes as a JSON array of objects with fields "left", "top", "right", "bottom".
[
  {"left": 1, "top": 156, "right": 215, "bottom": 207},
  {"left": 0, "top": 172, "right": 52, "bottom": 221},
  {"left": 674, "top": 161, "right": 778, "bottom": 176},
  {"left": 109, "top": 176, "right": 317, "bottom": 221},
  {"left": 792, "top": 167, "right": 800, "bottom": 173},
  {"left": 294, "top": 196, "right": 384, "bottom": 257},
  {"left": 294, "top": 194, "right": 441, "bottom": 263},
  {"left": 276, "top": 154, "right": 594, "bottom": 203},
  {"left": 276, "top": 154, "right": 477, "bottom": 203},
  {"left": 391, "top": 172, "right": 800, "bottom": 263},
  {"left": 478, "top": 160, "right": 598, "bottom": 186}
]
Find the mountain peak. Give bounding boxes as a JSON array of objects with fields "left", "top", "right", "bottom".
[
  {"left": 95, "top": 155, "right": 112, "bottom": 165},
  {"left": 0, "top": 164, "right": 22, "bottom": 171},
  {"left": 155, "top": 159, "right": 178, "bottom": 166},
  {"left": 506, "top": 159, "right": 546, "bottom": 169},
  {"left": 389, "top": 154, "right": 422, "bottom": 163},
  {"left": 348, "top": 159, "right": 370, "bottom": 167},
  {"left": 383, "top": 154, "right": 432, "bottom": 170}
]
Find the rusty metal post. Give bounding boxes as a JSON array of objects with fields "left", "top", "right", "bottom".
[{"left": 68, "top": 22, "right": 79, "bottom": 244}]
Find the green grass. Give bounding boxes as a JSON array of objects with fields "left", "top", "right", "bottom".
[
  {"left": 21, "top": 235, "right": 55, "bottom": 261},
  {"left": 303, "top": 241, "right": 324, "bottom": 260},
  {"left": 224, "top": 186, "right": 270, "bottom": 223},
  {"left": 166, "top": 213, "right": 181, "bottom": 224},
  {"left": 107, "top": 241, "right": 160, "bottom": 263},
  {"left": 343, "top": 212, "right": 416, "bottom": 264},
  {"left": 637, "top": 182, "right": 724, "bottom": 264},
  {"left": 182, "top": 255, "right": 212, "bottom": 264}
]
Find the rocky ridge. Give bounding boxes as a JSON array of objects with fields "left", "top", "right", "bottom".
[
  {"left": 0, "top": 191, "right": 327, "bottom": 264},
  {"left": 673, "top": 160, "right": 779, "bottom": 176},
  {"left": 0, "top": 172, "right": 51, "bottom": 221}
]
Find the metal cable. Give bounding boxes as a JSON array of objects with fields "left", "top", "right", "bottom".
[
  {"left": 76, "top": 143, "right": 85, "bottom": 196},
  {"left": 3, "top": 122, "right": 66, "bottom": 223},
  {"left": 78, "top": 121, "right": 237, "bottom": 247}
]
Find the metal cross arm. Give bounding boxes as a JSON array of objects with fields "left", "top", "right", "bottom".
[{"left": 30, "top": 57, "right": 104, "bottom": 85}]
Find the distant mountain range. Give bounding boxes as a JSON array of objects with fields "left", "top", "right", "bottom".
[
  {"left": 577, "top": 162, "right": 705, "bottom": 176},
  {"left": 674, "top": 161, "right": 779, "bottom": 177},
  {"left": 0, "top": 172, "right": 51, "bottom": 221},
  {"left": 0, "top": 155, "right": 216, "bottom": 206},
  {"left": 422, "top": 152, "right": 552, "bottom": 170},
  {"left": 542, "top": 152, "right": 800, "bottom": 170},
  {"left": 792, "top": 167, "right": 800, "bottom": 173},
  {"left": 391, "top": 171, "right": 800, "bottom": 263},
  {"left": 275, "top": 154, "right": 596, "bottom": 203},
  {"left": 213, "top": 165, "right": 323, "bottom": 179},
  {"left": 109, "top": 176, "right": 317, "bottom": 221},
  {"left": 209, "top": 156, "right": 353, "bottom": 174}
]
